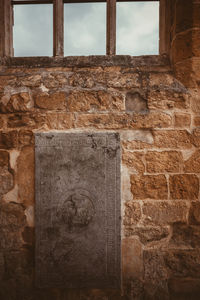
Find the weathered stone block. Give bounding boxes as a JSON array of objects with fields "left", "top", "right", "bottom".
[
  {"left": 68, "top": 72, "right": 95, "bottom": 88},
  {"left": 0, "top": 168, "right": 13, "bottom": 198},
  {"left": 35, "top": 92, "right": 66, "bottom": 110},
  {"left": 0, "top": 202, "right": 26, "bottom": 250},
  {"left": 67, "top": 91, "right": 124, "bottom": 112},
  {"left": 131, "top": 112, "right": 172, "bottom": 129},
  {"left": 17, "top": 146, "right": 34, "bottom": 206},
  {"left": 184, "top": 150, "right": 200, "bottom": 173},
  {"left": 146, "top": 151, "right": 182, "bottom": 173},
  {"left": 0, "top": 151, "right": 9, "bottom": 167},
  {"left": 144, "top": 250, "right": 169, "bottom": 299},
  {"left": 169, "top": 174, "right": 199, "bottom": 200},
  {"left": 125, "top": 91, "right": 148, "bottom": 114},
  {"left": 172, "top": 30, "right": 200, "bottom": 63},
  {"left": 18, "top": 130, "right": 34, "bottom": 146},
  {"left": 131, "top": 175, "right": 168, "bottom": 200},
  {"left": 189, "top": 202, "right": 200, "bottom": 224},
  {"left": 122, "top": 237, "right": 143, "bottom": 281},
  {"left": 0, "top": 131, "right": 18, "bottom": 149},
  {"left": 124, "top": 226, "right": 170, "bottom": 245},
  {"left": 170, "top": 224, "right": 200, "bottom": 249},
  {"left": 7, "top": 113, "right": 35, "bottom": 128},
  {"left": 194, "top": 116, "right": 200, "bottom": 126},
  {"left": 107, "top": 72, "right": 140, "bottom": 89},
  {"left": 0, "top": 92, "right": 33, "bottom": 113},
  {"left": 174, "top": 57, "right": 200, "bottom": 88},
  {"left": 123, "top": 201, "right": 141, "bottom": 226},
  {"left": 142, "top": 201, "right": 188, "bottom": 225},
  {"left": 149, "top": 73, "right": 174, "bottom": 87},
  {"left": 192, "top": 128, "right": 200, "bottom": 148},
  {"left": 174, "top": 113, "right": 191, "bottom": 128},
  {"left": 164, "top": 250, "right": 200, "bottom": 277},
  {"left": 35, "top": 132, "right": 121, "bottom": 288},
  {"left": 148, "top": 90, "right": 190, "bottom": 110},
  {"left": 174, "top": 0, "right": 195, "bottom": 33},
  {"left": 45, "top": 113, "right": 74, "bottom": 130},
  {"left": 75, "top": 112, "right": 172, "bottom": 130},
  {"left": 122, "top": 151, "right": 145, "bottom": 173},
  {"left": 154, "top": 130, "right": 193, "bottom": 149}
]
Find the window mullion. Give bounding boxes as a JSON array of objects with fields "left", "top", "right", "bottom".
[
  {"left": 0, "top": 0, "right": 13, "bottom": 57},
  {"left": 53, "top": 0, "right": 64, "bottom": 57},
  {"left": 106, "top": 0, "right": 116, "bottom": 55}
]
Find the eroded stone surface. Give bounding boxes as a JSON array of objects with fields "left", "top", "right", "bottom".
[
  {"left": 17, "top": 146, "right": 34, "bottom": 206},
  {"left": 35, "top": 132, "right": 121, "bottom": 289},
  {"left": 146, "top": 151, "right": 182, "bottom": 173},
  {"left": 131, "top": 175, "right": 168, "bottom": 200},
  {"left": 142, "top": 201, "right": 188, "bottom": 225},
  {"left": 169, "top": 174, "right": 199, "bottom": 200},
  {"left": 125, "top": 226, "right": 170, "bottom": 245}
]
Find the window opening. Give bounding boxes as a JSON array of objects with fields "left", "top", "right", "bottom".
[
  {"left": 64, "top": 2, "right": 106, "bottom": 56},
  {"left": 116, "top": 1, "right": 159, "bottom": 55},
  {"left": 1, "top": 0, "right": 161, "bottom": 58},
  {"left": 13, "top": 3, "right": 53, "bottom": 56}
]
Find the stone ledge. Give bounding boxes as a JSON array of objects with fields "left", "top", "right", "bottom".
[{"left": 0, "top": 54, "right": 170, "bottom": 69}]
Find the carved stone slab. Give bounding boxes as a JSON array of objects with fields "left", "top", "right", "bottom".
[{"left": 35, "top": 132, "right": 121, "bottom": 289}]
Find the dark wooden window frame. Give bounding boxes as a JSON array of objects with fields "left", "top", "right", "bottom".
[{"left": 0, "top": 0, "right": 170, "bottom": 57}]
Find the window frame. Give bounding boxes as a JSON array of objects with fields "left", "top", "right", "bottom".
[{"left": 0, "top": 0, "right": 170, "bottom": 58}]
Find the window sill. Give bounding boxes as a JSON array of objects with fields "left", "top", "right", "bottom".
[{"left": 0, "top": 54, "right": 169, "bottom": 69}]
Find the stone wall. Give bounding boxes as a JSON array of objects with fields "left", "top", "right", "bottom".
[{"left": 0, "top": 52, "right": 199, "bottom": 300}]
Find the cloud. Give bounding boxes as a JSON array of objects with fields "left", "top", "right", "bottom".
[
  {"left": 13, "top": 4, "right": 53, "bottom": 56},
  {"left": 13, "top": 2, "right": 159, "bottom": 57},
  {"left": 64, "top": 3, "right": 106, "bottom": 55},
  {"left": 116, "top": 2, "right": 159, "bottom": 55}
]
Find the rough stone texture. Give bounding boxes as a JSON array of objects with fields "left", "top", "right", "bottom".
[
  {"left": 122, "top": 237, "right": 143, "bottom": 280},
  {"left": 122, "top": 151, "right": 145, "bottom": 173},
  {"left": 189, "top": 202, "right": 200, "bottom": 224},
  {"left": 170, "top": 224, "right": 200, "bottom": 248},
  {"left": 146, "top": 151, "right": 182, "bottom": 173},
  {"left": 174, "top": 113, "right": 191, "bottom": 128},
  {"left": 125, "top": 91, "right": 148, "bottom": 114},
  {"left": 154, "top": 130, "right": 193, "bottom": 149},
  {"left": 0, "top": 7, "right": 200, "bottom": 295},
  {"left": 144, "top": 250, "right": 169, "bottom": 299},
  {"left": 0, "top": 92, "right": 33, "bottom": 113},
  {"left": 164, "top": 250, "right": 200, "bottom": 278},
  {"left": 35, "top": 92, "right": 67, "bottom": 110},
  {"left": 75, "top": 112, "right": 172, "bottom": 130},
  {"left": 67, "top": 91, "right": 124, "bottom": 112},
  {"left": 123, "top": 201, "right": 141, "bottom": 226},
  {"left": 148, "top": 89, "right": 190, "bottom": 110},
  {"left": 0, "top": 150, "right": 14, "bottom": 199},
  {"left": 131, "top": 174, "right": 168, "bottom": 200},
  {"left": 0, "top": 202, "right": 26, "bottom": 250},
  {"left": 169, "top": 174, "right": 199, "bottom": 200},
  {"left": 142, "top": 201, "right": 188, "bottom": 225},
  {"left": 184, "top": 150, "right": 200, "bottom": 173},
  {"left": 0, "top": 150, "right": 9, "bottom": 167},
  {"left": 17, "top": 146, "right": 34, "bottom": 206},
  {"left": 0, "top": 131, "right": 18, "bottom": 149},
  {"left": 124, "top": 226, "right": 170, "bottom": 245},
  {"left": 35, "top": 132, "right": 121, "bottom": 289}
]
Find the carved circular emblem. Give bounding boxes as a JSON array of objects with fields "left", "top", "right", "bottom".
[{"left": 61, "top": 192, "right": 95, "bottom": 232}]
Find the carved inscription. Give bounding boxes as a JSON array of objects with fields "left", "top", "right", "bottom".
[{"left": 35, "top": 132, "right": 121, "bottom": 288}]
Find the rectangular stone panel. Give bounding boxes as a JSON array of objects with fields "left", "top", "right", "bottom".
[{"left": 35, "top": 132, "right": 121, "bottom": 289}]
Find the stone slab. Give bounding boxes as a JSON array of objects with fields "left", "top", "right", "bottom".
[{"left": 35, "top": 132, "right": 121, "bottom": 289}]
